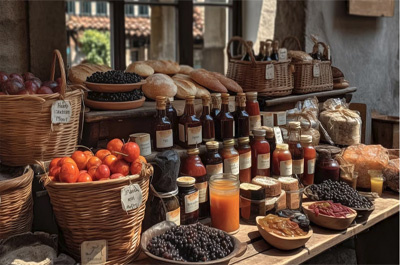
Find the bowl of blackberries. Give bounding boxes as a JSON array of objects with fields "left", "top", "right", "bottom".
[
  {"left": 304, "top": 180, "right": 375, "bottom": 222},
  {"left": 141, "top": 222, "right": 247, "bottom": 265},
  {"left": 84, "top": 70, "right": 146, "bottom": 93}
]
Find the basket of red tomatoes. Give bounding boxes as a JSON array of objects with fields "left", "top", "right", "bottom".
[{"left": 41, "top": 138, "right": 152, "bottom": 264}]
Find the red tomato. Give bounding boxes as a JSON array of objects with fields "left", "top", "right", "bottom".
[
  {"left": 59, "top": 163, "right": 79, "bottom": 183},
  {"left": 94, "top": 164, "right": 110, "bottom": 180},
  {"left": 103, "top": 155, "right": 117, "bottom": 168},
  {"left": 84, "top": 150, "right": 94, "bottom": 158},
  {"left": 95, "top": 149, "right": 111, "bottom": 161},
  {"left": 86, "top": 156, "right": 102, "bottom": 169},
  {"left": 49, "top": 166, "right": 61, "bottom": 181},
  {"left": 110, "top": 173, "right": 124, "bottom": 179},
  {"left": 107, "top": 138, "right": 124, "bottom": 155},
  {"left": 87, "top": 166, "right": 98, "bottom": 178},
  {"left": 49, "top": 158, "right": 62, "bottom": 169},
  {"left": 71, "top": 151, "right": 88, "bottom": 170},
  {"left": 110, "top": 159, "right": 130, "bottom": 176},
  {"left": 57, "top": 157, "right": 78, "bottom": 168},
  {"left": 130, "top": 158, "right": 143, "bottom": 175},
  {"left": 77, "top": 172, "right": 93, "bottom": 182},
  {"left": 79, "top": 170, "right": 87, "bottom": 174},
  {"left": 121, "top": 142, "right": 140, "bottom": 162}
]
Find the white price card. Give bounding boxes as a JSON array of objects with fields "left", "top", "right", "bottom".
[
  {"left": 51, "top": 100, "right": 72, "bottom": 124},
  {"left": 265, "top": 64, "right": 275, "bottom": 80},
  {"left": 121, "top": 184, "right": 142, "bottom": 211},
  {"left": 81, "top": 240, "right": 107, "bottom": 265},
  {"left": 274, "top": 126, "right": 283, "bottom": 144},
  {"left": 313, "top": 63, "right": 321, "bottom": 77},
  {"left": 278, "top": 48, "right": 288, "bottom": 61}
]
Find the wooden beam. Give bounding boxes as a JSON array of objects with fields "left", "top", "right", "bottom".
[
  {"left": 110, "top": 0, "right": 126, "bottom": 70},
  {"left": 178, "top": 0, "right": 193, "bottom": 66}
]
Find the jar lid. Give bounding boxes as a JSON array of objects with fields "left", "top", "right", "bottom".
[
  {"left": 245, "top": 92, "right": 257, "bottom": 99},
  {"left": 253, "top": 129, "right": 266, "bottom": 137},
  {"left": 300, "top": 135, "right": 312, "bottom": 143},
  {"left": 261, "top": 126, "right": 274, "bottom": 138},
  {"left": 206, "top": 141, "right": 219, "bottom": 150},
  {"left": 238, "top": 137, "right": 250, "bottom": 144},
  {"left": 315, "top": 144, "right": 341, "bottom": 155},
  {"left": 187, "top": 148, "right": 199, "bottom": 155},
  {"left": 288, "top": 121, "right": 301, "bottom": 129},
  {"left": 223, "top": 139, "right": 235, "bottom": 147},
  {"left": 156, "top": 96, "right": 166, "bottom": 109},
  {"left": 177, "top": 176, "right": 196, "bottom": 187},
  {"left": 152, "top": 187, "right": 179, "bottom": 198},
  {"left": 211, "top": 93, "right": 221, "bottom": 98},
  {"left": 221, "top": 93, "right": 230, "bottom": 98},
  {"left": 240, "top": 183, "right": 265, "bottom": 200},
  {"left": 276, "top": 143, "right": 289, "bottom": 150},
  {"left": 201, "top": 95, "right": 211, "bottom": 104}
]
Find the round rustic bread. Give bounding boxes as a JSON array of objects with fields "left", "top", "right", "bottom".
[
  {"left": 69, "top": 63, "right": 111, "bottom": 84},
  {"left": 126, "top": 62, "right": 154, "bottom": 77},
  {"left": 144, "top": 60, "right": 180, "bottom": 75},
  {"left": 211, "top": 72, "right": 243, "bottom": 93},
  {"left": 190, "top": 69, "right": 227, "bottom": 93},
  {"left": 142, "top": 73, "right": 177, "bottom": 100},
  {"left": 179, "top": 65, "right": 194, "bottom": 75}
]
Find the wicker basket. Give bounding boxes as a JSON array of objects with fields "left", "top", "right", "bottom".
[
  {"left": 0, "top": 166, "right": 34, "bottom": 240},
  {"left": 43, "top": 163, "right": 153, "bottom": 265},
  {"left": 282, "top": 37, "right": 333, "bottom": 94},
  {"left": 0, "top": 50, "right": 83, "bottom": 166},
  {"left": 226, "top": 36, "right": 293, "bottom": 97}
]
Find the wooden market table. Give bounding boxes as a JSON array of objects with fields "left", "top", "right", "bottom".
[{"left": 136, "top": 191, "right": 399, "bottom": 265}]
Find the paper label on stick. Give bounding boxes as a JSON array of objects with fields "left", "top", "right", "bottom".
[
  {"left": 81, "top": 240, "right": 107, "bottom": 265},
  {"left": 274, "top": 127, "right": 283, "bottom": 144},
  {"left": 51, "top": 100, "right": 72, "bottom": 124},
  {"left": 121, "top": 184, "right": 142, "bottom": 211},
  {"left": 313, "top": 63, "right": 321, "bottom": 77},
  {"left": 265, "top": 64, "right": 275, "bottom": 80},
  {"left": 278, "top": 48, "right": 288, "bottom": 61}
]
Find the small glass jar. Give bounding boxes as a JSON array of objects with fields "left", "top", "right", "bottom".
[
  {"left": 220, "top": 139, "right": 240, "bottom": 176},
  {"left": 314, "top": 149, "right": 340, "bottom": 184},
  {"left": 204, "top": 141, "right": 223, "bottom": 176},
  {"left": 301, "top": 135, "right": 316, "bottom": 186},
  {"left": 209, "top": 173, "right": 240, "bottom": 234},
  {"left": 240, "top": 183, "right": 266, "bottom": 224},
  {"left": 251, "top": 129, "right": 271, "bottom": 178},
  {"left": 237, "top": 137, "right": 252, "bottom": 183},
  {"left": 150, "top": 188, "right": 181, "bottom": 226},
  {"left": 272, "top": 143, "right": 292, "bottom": 177},
  {"left": 177, "top": 176, "right": 199, "bottom": 225}
]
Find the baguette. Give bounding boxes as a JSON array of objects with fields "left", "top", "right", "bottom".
[
  {"left": 173, "top": 78, "right": 197, "bottom": 99},
  {"left": 144, "top": 60, "right": 180, "bottom": 75},
  {"left": 190, "top": 69, "right": 227, "bottom": 93},
  {"left": 211, "top": 72, "right": 243, "bottom": 93},
  {"left": 179, "top": 65, "right": 194, "bottom": 75},
  {"left": 173, "top": 74, "right": 210, "bottom": 98},
  {"left": 69, "top": 63, "right": 111, "bottom": 84},
  {"left": 142, "top": 73, "right": 177, "bottom": 100}
]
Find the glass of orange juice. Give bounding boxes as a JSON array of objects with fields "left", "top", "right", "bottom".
[
  {"left": 209, "top": 173, "right": 240, "bottom": 234},
  {"left": 368, "top": 170, "right": 384, "bottom": 196}
]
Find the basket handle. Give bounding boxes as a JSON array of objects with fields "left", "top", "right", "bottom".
[
  {"left": 226, "top": 36, "right": 257, "bottom": 65},
  {"left": 316, "top": 41, "right": 329, "bottom": 60},
  {"left": 50, "top": 49, "right": 67, "bottom": 99},
  {"left": 281, "top": 36, "right": 302, "bottom": 51}
]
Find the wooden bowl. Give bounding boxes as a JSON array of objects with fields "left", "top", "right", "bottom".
[
  {"left": 256, "top": 216, "right": 313, "bottom": 251},
  {"left": 140, "top": 221, "right": 247, "bottom": 265},
  {"left": 84, "top": 80, "right": 146, "bottom": 93},
  {"left": 302, "top": 201, "right": 357, "bottom": 230},
  {"left": 84, "top": 96, "right": 145, "bottom": 110}
]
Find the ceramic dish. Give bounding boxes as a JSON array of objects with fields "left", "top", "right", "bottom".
[
  {"left": 84, "top": 80, "right": 146, "bottom": 93},
  {"left": 84, "top": 95, "right": 145, "bottom": 110}
]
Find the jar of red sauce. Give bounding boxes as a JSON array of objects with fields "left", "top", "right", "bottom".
[
  {"left": 300, "top": 135, "right": 316, "bottom": 186},
  {"left": 237, "top": 137, "right": 252, "bottom": 183},
  {"left": 220, "top": 139, "right": 239, "bottom": 176},
  {"left": 251, "top": 129, "right": 270, "bottom": 178},
  {"left": 288, "top": 121, "right": 304, "bottom": 179},
  {"left": 272, "top": 143, "right": 292, "bottom": 177},
  {"left": 245, "top": 92, "right": 261, "bottom": 131},
  {"left": 204, "top": 141, "right": 223, "bottom": 177},
  {"left": 314, "top": 148, "right": 340, "bottom": 184}
]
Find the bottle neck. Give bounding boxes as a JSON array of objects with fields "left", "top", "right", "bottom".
[
  {"left": 254, "top": 135, "right": 265, "bottom": 141},
  {"left": 202, "top": 105, "right": 210, "bottom": 115},
  {"left": 221, "top": 102, "right": 229, "bottom": 113},
  {"left": 156, "top": 108, "right": 167, "bottom": 117},
  {"left": 288, "top": 129, "right": 301, "bottom": 142},
  {"left": 184, "top": 102, "right": 195, "bottom": 116}
]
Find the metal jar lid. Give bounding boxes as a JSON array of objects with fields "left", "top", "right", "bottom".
[{"left": 177, "top": 176, "right": 196, "bottom": 187}]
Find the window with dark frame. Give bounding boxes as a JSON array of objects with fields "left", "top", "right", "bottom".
[
  {"left": 96, "top": 2, "right": 108, "bottom": 16},
  {"left": 81, "top": 1, "right": 92, "bottom": 16},
  {"left": 125, "top": 4, "right": 135, "bottom": 16},
  {"left": 138, "top": 5, "right": 149, "bottom": 17},
  {"left": 66, "top": 1, "right": 75, "bottom": 14}
]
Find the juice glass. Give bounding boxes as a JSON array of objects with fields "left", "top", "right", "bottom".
[
  {"left": 369, "top": 170, "right": 384, "bottom": 196},
  {"left": 209, "top": 173, "right": 240, "bottom": 234}
]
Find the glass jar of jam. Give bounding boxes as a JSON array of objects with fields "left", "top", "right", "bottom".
[
  {"left": 204, "top": 141, "right": 223, "bottom": 177},
  {"left": 265, "top": 127, "right": 276, "bottom": 174},
  {"left": 272, "top": 143, "right": 292, "bottom": 177},
  {"left": 166, "top": 98, "right": 178, "bottom": 144},
  {"left": 179, "top": 96, "right": 202, "bottom": 148},
  {"left": 240, "top": 183, "right": 266, "bottom": 224},
  {"left": 301, "top": 135, "right": 316, "bottom": 186},
  {"left": 180, "top": 148, "right": 209, "bottom": 219},
  {"left": 245, "top": 92, "right": 261, "bottom": 131},
  {"left": 288, "top": 121, "right": 304, "bottom": 179},
  {"left": 251, "top": 129, "right": 271, "bottom": 178},
  {"left": 233, "top": 93, "right": 250, "bottom": 137},
  {"left": 237, "top": 137, "right": 252, "bottom": 183},
  {"left": 153, "top": 96, "right": 173, "bottom": 152},
  {"left": 210, "top": 93, "right": 221, "bottom": 119},
  {"left": 220, "top": 139, "right": 239, "bottom": 176},
  {"left": 314, "top": 148, "right": 340, "bottom": 184},
  {"left": 177, "top": 176, "right": 199, "bottom": 225},
  {"left": 150, "top": 187, "right": 181, "bottom": 227},
  {"left": 200, "top": 95, "right": 215, "bottom": 143},
  {"left": 215, "top": 93, "right": 235, "bottom": 141}
]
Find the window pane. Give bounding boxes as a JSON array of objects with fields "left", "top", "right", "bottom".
[
  {"left": 96, "top": 1, "right": 108, "bottom": 16},
  {"left": 194, "top": 0, "right": 231, "bottom": 4},
  {"left": 81, "top": 1, "right": 91, "bottom": 15},
  {"left": 66, "top": 1, "right": 75, "bottom": 14}
]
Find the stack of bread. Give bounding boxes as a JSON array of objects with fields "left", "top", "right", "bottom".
[
  {"left": 68, "top": 63, "right": 111, "bottom": 85},
  {"left": 277, "top": 177, "right": 300, "bottom": 209},
  {"left": 251, "top": 176, "right": 286, "bottom": 211}
]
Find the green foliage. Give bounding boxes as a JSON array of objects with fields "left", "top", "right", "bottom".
[{"left": 80, "top": 30, "right": 110, "bottom": 66}]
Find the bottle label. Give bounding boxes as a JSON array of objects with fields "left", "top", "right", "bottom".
[
  {"left": 308, "top": 158, "right": 316, "bottom": 174},
  {"left": 156, "top": 129, "right": 173, "bottom": 148},
  {"left": 249, "top": 115, "right": 261, "bottom": 130},
  {"left": 166, "top": 207, "right": 180, "bottom": 226},
  {"left": 265, "top": 64, "right": 274, "bottom": 80},
  {"left": 184, "top": 191, "right": 199, "bottom": 214},
  {"left": 278, "top": 48, "right": 288, "bottom": 61},
  {"left": 206, "top": 163, "right": 223, "bottom": 176},
  {"left": 224, "top": 156, "right": 239, "bottom": 175},
  {"left": 261, "top": 112, "right": 274, "bottom": 127},
  {"left": 276, "top": 112, "right": 286, "bottom": 125},
  {"left": 257, "top": 153, "right": 270, "bottom": 169},
  {"left": 274, "top": 127, "right": 283, "bottom": 144},
  {"left": 292, "top": 159, "right": 304, "bottom": 175},
  {"left": 239, "top": 151, "right": 251, "bottom": 170},
  {"left": 179, "top": 123, "right": 185, "bottom": 143},
  {"left": 228, "top": 96, "right": 236, "bottom": 112},
  {"left": 187, "top": 126, "right": 202, "bottom": 145},
  {"left": 194, "top": 181, "right": 208, "bottom": 203},
  {"left": 280, "top": 160, "right": 292, "bottom": 176}
]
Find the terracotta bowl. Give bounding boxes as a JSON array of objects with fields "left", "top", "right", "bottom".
[
  {"left": 84, "top": 80, "right": 146, "bottom": 93},
  {"left": 84, "top": 95, "right": 145, "bottom": 111}
]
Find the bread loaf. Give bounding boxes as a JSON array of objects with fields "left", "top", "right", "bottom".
[
  {"left": 144, "top": 60, "right": 180, "bottom": 75},
  {"left": 173, "top": 74, "right": 210, "bottom": 99},
  {"left": 276, "top": 190, "right": 286, "bottom": 211},
  {"left": 384, "top": 158, "right": 399, "bottom": 192},
  {"left": 211, "top": 72, "right": 243, "bottom": 93},
  {"left": 287, "top": 51, "right": 312, "bottom": 62},
  {"left": 179, "top": 65, "right": 194, "bottom": 75},
  {"left": 286, "top": 191, "right": 300, "bottom": 209},
  {"left": 172, "top": 78, "right": 197, "bottom": 99},
  {"left": 190, "top": 69, "right": 228, "bottom": 93},
  {"left": 251, "top": 176, "right": 281, "bottom": 197},
  {"left": 142, "top": 74, "right": 177, "bottom": 100},
  {"left": 69, "top": 63, "right": 111, "bottom": 84},
  {"left": 278, "top": 177, "right": 299, "bottom": 191},
  {"left": 126, "top": 62, "right": 154, "bottom": 77}
]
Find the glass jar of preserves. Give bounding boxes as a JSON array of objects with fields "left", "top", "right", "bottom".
[
  {"left": 209, "top": 173, "right": 240, "bottom": 234},
  {"left": 240, "top": 183, "right": 266, "bottom": 224},
  {"left": 180, "top": 148, "right": 209, "bottom": 219},
  {"left": 251, "top": 129, "right": 271, "bottom": 178},
  {"left": 177, "top": 176, "right": 199, "bottom": 225},
  {"left": 204, "top": 141, "right": 223, "bottom": 177},
  {"left": 272, "top": 143, "right": 292, "bottom": 177},
  {"left": 178, "top": 96, "right": 202, "bottom": 148},
  {"left": 233, "top": 93, "right": 250, "bottom": 137},
  {"left": 314, "top": 148, "right": 340, "bottom": 184},
  {"left": 210, "top": 93, "right": 221, "bottom": 119},
  {"left": 245, "top": 92, "right": 261, "bottom": 131},
  {"left": 288, "top": 121, "right": 304, "bottom": 179},
  {"left": 150, "top": 187, "right": 180, "bottom": 227},
  {"left": 220, "top": 139, "right": 240, "bottom": 176},
  {"left": 301, "top": 135, "right": 316, "bottom": 186},
  {"left": 237, "top": 137, "right": 252, "bottom": 183},
  {"left": 215, "top": 93, "right": 235, "bottom": 141},
  {"left": 166, "top": 98, "right": 178, "bottom": 144},
  {"left": 153, "top": 96, "right": 173, "bottom": 152},
  {"left": 200, "top": 95, "right": 215, "bottom": 143},
  {"left": 265, "top": 127, "right": 276, "bottom": 174}
]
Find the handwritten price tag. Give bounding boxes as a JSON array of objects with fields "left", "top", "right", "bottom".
[
  {"left": 121, "top": 184, "right": 142, "bottom": 211},
  {"left": 51, "top": 100, "right": 72, "bottom": 124},
  {"left": 278, "top": 48, "right": 287, "bottom": 61},
  {"left": 274, "top": 126, "right": 283, "bottom": 144},
  {"left": 265, "top": 64, "right": 274, "bottom": 80},
  {"left": 81, "top": 240, "right": 107, "bottom": 265},
  {"left": 313, "top": 63, "right": 320, "bottom": 77}
]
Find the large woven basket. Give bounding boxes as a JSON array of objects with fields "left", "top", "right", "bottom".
[
  {"left": 282, "top": 37, "right": 333, "bottom": 94},
  {"left": 0, "top": 50, "right": 83, "bottom": 166},
  {"left": 0, "top": 166, "right": 34, "bottom": 239},
  {"left": 226, "top": 36, "right": 293, "bottom": 97},
  {"left": 43, "top": 163, "right": 153, "bottom": 265}
]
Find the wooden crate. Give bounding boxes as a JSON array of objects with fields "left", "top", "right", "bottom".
[{"left": 372, "top": 113, "right": 399, "bottom": 149}]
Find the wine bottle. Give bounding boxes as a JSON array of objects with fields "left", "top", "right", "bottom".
[
  {"left": 256, "top": 41, "right": 266, "bottom": 61},
  {"left": 263, "top": 42, "right": 272, "bottom": 61},
  {"left": 241, "top": 41, "right": 255, "bottom": 61},
  {"left": 271, "top": 40, "right": 279, "bottom": 61}
]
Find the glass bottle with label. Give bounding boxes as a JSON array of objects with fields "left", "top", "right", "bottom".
[
  {"left": 272, "top": 143, "right": 292, "bottom": 176},
  {"left": 220, "top": 139, "right": 239, "bottom": 176},
  {"left": 265, "top": 127, "right": 276, "bottom": 174},
  {"left": 166, "top": 98, "right": 178, "bottom": 145},
  {"left": 180, "top": 148, "right": 209, "bottom": 219},
  {"left": 245, "top": 92, "right": 261, "bottom": 132},
  {"left": 177, "top": 176, "right": 199, "bottom": 225},
  {"left": 301, "top": 135, "right": 316, "bottom": 186},
  {"left": 215, "top": 93, "right": 235, "bottom": 141},
  {"left": 150, "top": 188, "right": 181, "bottom": 227},
  {"left": 210, "top": 93, "right": 221, "bottom": 119},
  {"left": 250, "top": 129, "right": 270, "bottom": 178},
  {"left": 288, "top": 121, "right": 304, "bottom": 179},
  {"left": 255, "top": 41, "right": 266, "bottom": 61},
  {"left": 237, "top": 137, "right": 252, "bottom": 183},
  {"left": 200, "top": 95, "right": 215, "bottom": 143},
  {"left": 271, "top": 40, "right": 279, "bottom": 61},
  {"left": 233, "top": 93, "right": 250, "bottom": 137},
  {"left": 153, "top": 96, "right": 173, "bottom": 151},
  {"left": 263, "top": 41, "right": 272, "bottom": 61},
  {"left": 204, "top": 141, "right": 223, "bottom": 177},
  {"left": 178, "top": 96, "right": 202, "bottom": 148}
]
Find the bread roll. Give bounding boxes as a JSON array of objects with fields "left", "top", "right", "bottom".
[
  {"left": 69, "top": 63, "right": 111, "bottom": 84},
  {"left": 179, "top": 65, "right": 194, "bottom": 75},
  {"left": 173, "top": 79, "right": 197, "bottom": 99},
  {"left": 144, "top": 60, "right": 180, "bottom": 75},
  {"left": 142, "top": 73, "right": 177, "bottom": 100},
  {"left": 173, "top": 74, "right": 210, "bottom": 99},
  {"left": 190, "top": 69, "right": 227, "bottom": 93},
  {"left": 211, "top": 72, "right": 243, "bottom": 93},
  {"left": 126, "top": 62, "right": 154, "bottom": 77}
]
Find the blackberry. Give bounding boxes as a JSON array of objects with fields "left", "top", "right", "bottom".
[
  {"left": 87, "top": 89, "right": 144, "bottom": 102},
  {"left": 86, "top": 70, "right": 143, "bottom": 84}
]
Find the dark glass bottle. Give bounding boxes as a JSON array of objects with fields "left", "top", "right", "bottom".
[
  {"left": 153, "top": 96, "right": 173, "bottom": 151},
  {"left": 263, "top": 42, "right": 272, "bottom": 61},
  {"left": 210, "top": 93, "right": 221, "bottom": 119},
  {"left": 200, "top": 95, "right": 215, "bottom": 143},
  {"left": 271, "top": 40, "right": 279, "bottom": 61},
  {"left": 265, "top": 127, "right": 276, "bottom": 174},
  {"left": 178, "top": 96, "right": 202, "bottom": 148},
  {"left": 204, "top": 141, "right": 223, "bottom": 177},
  {"left": 238, "top": 137, "right": 252, "bottom": 183},
  {"left": 255, "top": 41, "right": 266, "bottom": 61},
  {"left": 166, "top": 98, "right": 178, "bottom": 145},
  {"left": 215, "top": 93, "right": 235, "bottom": 141},
  {"left": 314, "top": 150, "right": 340, "bottom": 184},
  {"left": 288, "top": 121, "right": 304, "bottom": 179},
  {"left": 177, "top": 177, "right": 199, "bottom": 225},
  {"left": 241, "top": 41, "right": 255, "bottom": 61},
  {"left": 233, "top": 93, "right": 250, "bottom": 138}
]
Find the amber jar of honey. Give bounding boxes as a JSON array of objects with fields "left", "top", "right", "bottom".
[
  {"left": 272, "top": 143, "right": 292, "bottom": 177},
  {"left": 220, "top": 139, "right": 239, "bottom": 176},
  {"left": 204, "top": 141, "right": 223, "bottom": 177},
  {"left": 178, "top": 96, "right": 202, "bottom": 148},
  {"left": 200, "top": 95, "right": 215, "bottom": 143}
]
